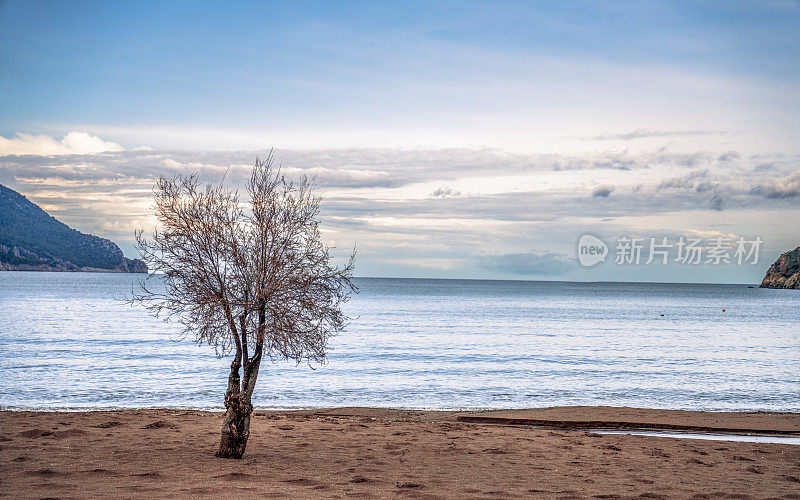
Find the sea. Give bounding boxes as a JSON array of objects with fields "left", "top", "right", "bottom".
[{"left": 1, "top": 272, "right": 798, "bottom": 412}]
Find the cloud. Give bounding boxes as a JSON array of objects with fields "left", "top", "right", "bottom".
[
  {"left": 0, "top": 144, "right": 728, "bottom": 192},
  {"left": 1, "top": 145, "right": 794, "bottom": 231},
  {"left": 717, "top": 151, "right": 740, "bottom": 162},
  {"left": 0, "top": 132, "right": 124, "bottom": 156},
  {"left": 392, "top": 257, "right": 458, "bottom": 270},
  {"left": 709, "top": 191, "right": 725, "bottom": 210},
  {"left": 588, "top": 129, "right": 726, "bottom": 141},
  {"left": 1, "top": 141, "right": 797, "bottom": 282},
  {"left": 592, "top": 185, "right": 615, "bottom": 197},
  {"left": 750, "top": 170, "right": 800, "bottom": 199},
  {"left": 657, "top": 170, "right": 717, "bottom": 192},
  {"left": 478, "top": 252, "right": 572, "bottom": 276},
  {"left": 431, "top": 186, "right": 461, "bottom": 198},
  {"left": 283, "top": 166, "right": 396, "bottom": 188}
]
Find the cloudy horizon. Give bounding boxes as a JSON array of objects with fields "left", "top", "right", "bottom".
[{"left": 1, "top": 1, "right": 798, "bottom": 283}]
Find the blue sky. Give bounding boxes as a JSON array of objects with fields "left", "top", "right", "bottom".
[
  {"left": 3, "top": 1, "right": 799, "bottom": 138},
  {"left": 1, "top": 0, "right": 799, "bottom": 282}
]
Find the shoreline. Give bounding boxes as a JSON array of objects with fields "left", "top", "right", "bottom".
[
  {"left": 4, "top": 405, "right": 799, "bottom": 433},
  {"left": 3, "top": 406, "right": 799, "bottom": 498}
]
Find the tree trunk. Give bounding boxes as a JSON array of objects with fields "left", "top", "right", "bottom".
[
  {"left": 215, "top": 400, "right": 251, "bottom": 459},
  {"left": 215, "top": 357, "right": 252, "bottom": 459}
]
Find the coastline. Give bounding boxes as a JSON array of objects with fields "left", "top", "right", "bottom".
[
  {"left": 3, "top": 407, "right": 799, "bottom": 498},
  {"left": 0, "top": 266, "right": 146, "bottom": 273}
]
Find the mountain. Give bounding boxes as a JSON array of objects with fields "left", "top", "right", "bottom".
[
  {"left": 0, "top": 184, "right": 146, "bottom": 273},
  {"left": 760, "top": 247, "right": 800, "bottom": 289}
]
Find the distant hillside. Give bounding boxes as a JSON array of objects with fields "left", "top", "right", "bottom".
[
  {"left": 0, "top": 184, "right": 146, "bottom": 273},
  {"left": 760, "top": 247, "right": 800, "bottom": 289}
]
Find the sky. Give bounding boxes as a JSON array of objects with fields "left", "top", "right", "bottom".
[{"left": 1, "top": 0, "right": 799, "bottom": 282}]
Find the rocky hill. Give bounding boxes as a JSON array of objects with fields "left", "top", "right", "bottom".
[
  {"left": 0, "top": 184, "right": 146, "bottom": 273},
  {"left": 760, "top": 247, "right": 800, "bottom": 289}
]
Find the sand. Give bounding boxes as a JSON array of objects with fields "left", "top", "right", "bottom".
[{"left": 1, "top": 407, "right": 799, "bottom": 499}]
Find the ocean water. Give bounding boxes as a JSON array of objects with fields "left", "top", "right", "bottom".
[{"left": 0, "top": 272, "right": 798, "bottom": 411}]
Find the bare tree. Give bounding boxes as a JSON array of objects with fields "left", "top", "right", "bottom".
[{"left": 133, "top": 154, "right": 356, "bottom": 459}]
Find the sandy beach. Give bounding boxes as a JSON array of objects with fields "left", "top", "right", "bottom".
[{"left": 1, "top": 407, "right": 798, "bottom": 499}]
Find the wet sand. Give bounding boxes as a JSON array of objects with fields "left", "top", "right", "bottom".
[{"left": 1, "top": 407, "right": 799, "bottom": 498}]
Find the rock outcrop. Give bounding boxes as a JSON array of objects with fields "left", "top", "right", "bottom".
[
  {"left": 760, "top": 247, "right": 800, "bottom": 289},
  {"left": 0, "top": 184, "right": 147, "bottom": 273}
]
